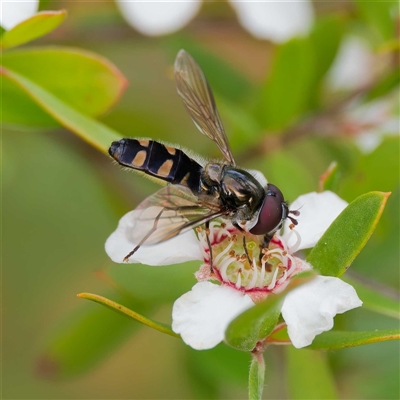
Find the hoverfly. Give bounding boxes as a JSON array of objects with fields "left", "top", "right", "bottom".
[{"left": 109, "top": 50, "right": 299, "bottom": 263}]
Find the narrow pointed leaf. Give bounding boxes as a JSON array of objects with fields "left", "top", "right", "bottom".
[
  {"left": 268, "top": 326, "right": 399, "bottom": 350},
  {"left": 78, "top": 293, "right": 179, "bottom": 338},
  {"left": 307, "top": 191, "right": 390, "bottom": 277},
  {"left": 308, "top": 329, "right": 400, "bottom": 350},
  {"left": 286, "top": 347, "right": 338, "bottom": 400},
  {"left": 1, "top": 67, "right": 120, "bottom": 154},
  {"left": 248, "top": 353, "right": 265, "bottom": 400},
  {"left": 226, "top": 297, "right": 281, "bottom": 352},
  {"left": 344, "top": 276, "right": 400, "bottom": 320},
  {"left": 1, "top": 47, "right": 128, "bottom": 127},
  {"left": 225, "top": 272, "right": 316, "bottom": 351},
  {"left": 1, "top": 10, "right": 67, "bottom": 50}
]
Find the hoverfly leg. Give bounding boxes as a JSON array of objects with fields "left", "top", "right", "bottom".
[
  {"left": 123, "top": 244, "right": 141, "bottom": 262},
  {"left": 259, "top": 232, "right": 274, "bottom": 263},
  {"left": 242, "top": 236, "right": 252, "bottom": 265},
  {"left": 261, "top": 233, "right": 273, "bottom": 249},
  {"left": 123, "top": 208, "right": 165, "bottom": 262},
  {"left": 231, "top": 222, "right": 252, "bottom": 265},
  {"left": 205, "top": 220, "right": 214, "bottom": 272}
]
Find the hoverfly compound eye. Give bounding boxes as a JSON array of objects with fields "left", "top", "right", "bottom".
[{"left": 249, "top": 184, "right": 286, "bottom": 235}]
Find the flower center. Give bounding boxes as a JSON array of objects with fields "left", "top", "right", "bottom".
[{"left": 195, "top": 220, "right": 299, "bottom": 297}]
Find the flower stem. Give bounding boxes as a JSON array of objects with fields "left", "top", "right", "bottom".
[
  {"left": 77, "top": 292, "right": 180, "bottom": 338},
  {"left": 248, "top": 351, "right": 265, "bottom": 400}
]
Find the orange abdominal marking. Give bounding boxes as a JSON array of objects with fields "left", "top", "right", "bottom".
[
  {"left": 157, "top": 159, "right": 174, "bottom": 177},
  {"left": 180, "top": 172, "right": 191, "bottom": 185},
  {"left": 132, "top": 150, "right": 147, "bottom": 167},
  {"left": 138, "top": 139, "right": 150, "bottom": 147},
  {"left": 165, "top": 146, "right": 177, "bottom": 155}
]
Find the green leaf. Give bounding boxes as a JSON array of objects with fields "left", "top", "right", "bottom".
[
  {"left": 1, "top": 10, "right": 67, "bottom": 50},
  {"left": 248, "top": 353, "right": 265, "bottom": 400},
  {"left": 256, "top": 37, "right": 315, "bottom": 130},
  {"left": 1, "top": 75, "right": 55, "bottom": 126},
  {"left": 307, "top": 191, "right": 390, "bottom": 277},
  {"left": 37, "top": 294, "right": 149, "bottom": 378},
  {"left": 225, "top": 272, "right": 316, "bottom": 351},
  {"left": 344, "top": 276, "right": 400, "bottom": 320},
  {"left": 226, "top": 296, "right": 281, "bottom": 352},
  {"left": 318, "top": 161, "right": 340, "bottom": 192},
  {"left": 356, "top": 0, "right": 396, "bottom": 42},
  {"left": 267, "top": 326, "right": 400, "bottom": 349},
  {"left": 77, "top": 292, "right": 179, "bottom": 338},
  {"left": 1, "top": 67, "right": 121, "bottom": 154},
  {"left": 1, "top": 47, "right": 128, "bottom": 127},
  {"left": 308, "top": 329, "right": 400, "bottom": 350},
  {"left": 286, "top": 347, "right": 338, "bottom": 399},
  {"left": 309, "top": 15, "right": 344, "bottom": 83}
]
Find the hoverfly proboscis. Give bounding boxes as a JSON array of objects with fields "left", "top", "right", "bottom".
[{"left": 109, "top": 50, "right": 299, "bottom": 264}]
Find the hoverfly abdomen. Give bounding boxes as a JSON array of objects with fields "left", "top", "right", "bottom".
[{"left": 109, "top": 138, "right": 202, "bottom": 193}]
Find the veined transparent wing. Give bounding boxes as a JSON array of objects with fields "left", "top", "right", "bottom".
[
  {"left": 129, "top": 185, "right": 225, "bottom": 246},
  {"left": 174, "top": 49, "right": 235, "bottom": 165}
]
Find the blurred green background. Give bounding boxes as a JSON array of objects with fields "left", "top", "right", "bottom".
[{"left": 2, "top": 0, "right": 399, "bottom": 399}]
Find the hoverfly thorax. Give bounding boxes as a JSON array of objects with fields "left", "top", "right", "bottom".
[
  {"left": 219, "top": 167, "right": 264, "bottom": 207},
  {"left": 109, "top": 50, "right": 299, "bottom": 262}
]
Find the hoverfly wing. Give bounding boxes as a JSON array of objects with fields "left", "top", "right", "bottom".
[
  {"left": 174, "top": 49, "right": 235, "bottom": 165},
  {"left": 129, "top": 185, "right": 224, "bottom": 246}
]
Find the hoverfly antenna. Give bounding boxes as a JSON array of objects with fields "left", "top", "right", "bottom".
[{"left": 288, "top": 208, "right": 301, "bottom": 226}]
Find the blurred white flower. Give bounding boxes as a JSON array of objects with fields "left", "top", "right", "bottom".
[
  {"left": 230, "top": 0, "right": 314, "bottom": 42},
  {"left": 324, "top": 92, "right": 400, "bottom": 153},
  {"left": 115, "top": 0, "right": 314, "bottom": 42},
  {"left": 116, "top": 0, "right": 201, "bottom": 36},
  {"left": 0, "top": 0, "right": 39, "bottom": 30},
  {"left": 327, "top": 36, "right": 375, "bottom": 91}
]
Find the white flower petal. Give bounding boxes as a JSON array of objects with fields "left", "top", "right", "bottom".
[
  {"left": 355, "top": 124, "right": 399, "bottom": 153},
  {"left": 172, "top": 282, "right": 254, "bottom": 350},
  {"left": 347, "top": 96, "right": 400, "bottom": 154},
  {"left": 327, "top": 37, "right": 374, "bottom": 91},
  {"left": 284, "top": 191, "right": 348, "bottom": 251},
  {"left": 0, "top": 0, "right": 39, "bottom": 30},
  {"left": 105, "top": 209, "right": 202, "bottom": 265},
  {"left": 281, "top": 276, "right": 362, "bottom": 348},
  {"left": 116, "top": 0, "right": 201, "bottom": 36},
  {"left": 230, "top": 0, "right": 314, "bottom": 43}
]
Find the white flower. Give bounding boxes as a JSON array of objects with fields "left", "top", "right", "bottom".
[
  {"left": 116, "top": 0, "right": 201, "bottom": 36},
  {"left": 106, "top": 188, "right": 362, "bottom": 350},
  {"left": 229, "top": 0, "right": 314, "bottom": 43},
  {"left": 344, "top": 95, "right": 399, "bottom": 153},
  {"left": 0, "top": 0, "right": 39, "bottom": 30},
  {"left": 327, "top": 36, "right": 375, "bottom": 91},
  {"left": 115, "top": 0, "right": 314, "bottom": 43}
]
